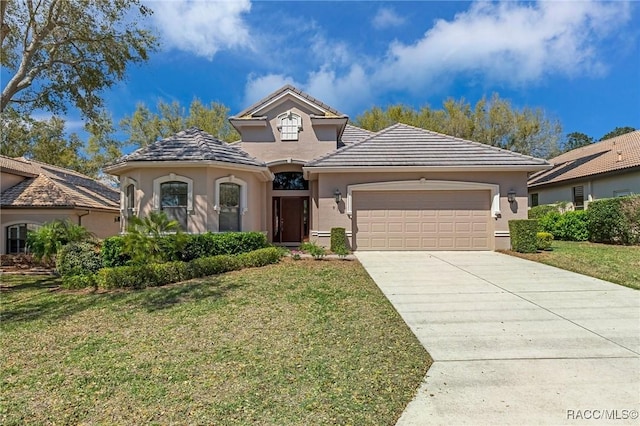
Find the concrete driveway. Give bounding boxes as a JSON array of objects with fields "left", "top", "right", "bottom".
[{"left": 356, "top": 251, "right": 640, "bottom": 425}]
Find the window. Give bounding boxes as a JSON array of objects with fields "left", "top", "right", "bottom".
[
  {"left": 161, "top": 181, "right": 188, "bottom": 229},
  {"left": 614, "top": 190, "right": 631, "bottom": 197},
  {"left": 272, "top": 172, "right": 308, "bottom": 190},
  {"left": 125, "top": 184, "right": 135, "bottom": 219},
  {"left": 214, "top": 175, "right": 248, "bottom": 232},
  {"left": 530, "top": 193, "right": 539, "bottom": 207},
  {"left": 278, "top": 111, "right": 301, "bottom": 141},
  {"left": 219, "top": 183, "right": 241, "bottom": 232},
  {"left": 572, "top": 186, "right": 584, "bottom": 210},
  {"left": 6, "top": 223, "right": 39, "bottom": 254}
]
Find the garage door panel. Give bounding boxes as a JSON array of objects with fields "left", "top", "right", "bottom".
[{"left": 355, "top": 190, "right": 491, "bottom": 251}]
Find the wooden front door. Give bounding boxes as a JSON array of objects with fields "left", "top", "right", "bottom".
[{"left": 273, "top": 197, "right": 308, "bottom": 243}]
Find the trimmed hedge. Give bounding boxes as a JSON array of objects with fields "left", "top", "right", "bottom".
[
  {"left": 101, "top": 232, "right": 268, "bottom": 266},
  {"left": 509, "top": 219, "right": 539, "bottom": 253},
  {"left": 57, "top": 241, "right": 103, "bottom": 277},
  {"left": 96, "top": 247, "right": 282, "bottom": 289},
  {"left": 330, "top": 227, "right": 349, "bottom": 256},
  {"left": 528, "top": 204, "right": 560, "bottom": 219},
  {"left": 538, "top": 210, "right": 588, "bottom": 241},
  {"left": 587, "top": 196, "right": 640, "bottom": 245},
  {"left": 536, "top": 232, "right": 554, "bottom": 251}
]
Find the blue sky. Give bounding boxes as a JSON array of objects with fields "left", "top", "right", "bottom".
[{"left": 37, "top": 1, "right": 640, "bottom": 141}]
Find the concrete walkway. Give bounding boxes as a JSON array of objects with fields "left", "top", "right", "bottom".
[{"left": 356, "top": 251, "right": 640, "bottom": 425}]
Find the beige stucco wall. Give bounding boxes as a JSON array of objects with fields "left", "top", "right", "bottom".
[
  {"left": 237, "top": 100, "right": 341, "bottom": 164},
  {"left": 1, "top": 171, "right": 26, "bottom": 191},
  {"left": 530, "top": 170, "right": 640, "bottom": 209},
  {"left": 311, "top": 171, "right": 530, "bottom": 251},
  {"left": 0, "top": 208, "right": 120, "bottom": 254},
  {"left": 118, "top": 166, "right": 267, "bottom": 234}
]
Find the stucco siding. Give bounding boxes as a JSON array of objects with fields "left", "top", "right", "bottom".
[
  {"left": 311, "top": 171, "right": 529, "bottom": 250},
  {"left": 1, "top": 172, "right": 26, "bottom": 191}
]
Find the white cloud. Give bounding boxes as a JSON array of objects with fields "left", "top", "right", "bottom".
[
  {"left": 375, "top": 1, "right": 630, "bottom": 90},
  {"left": 150, "top": 0, "right": 253, "bottom": 60},
  {"left": 243, "top": 74, "right": 300, "bottom": 106},
  {"left": 372, "top": 7, "right": 405, "bottom": 29}
]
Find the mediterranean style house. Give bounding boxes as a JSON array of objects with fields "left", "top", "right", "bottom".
[
  {"left": 105, "top": 85, "right": 550, "bottom": 251},
  {"left": 0, "top": 155, "right": 120, "bottom": 254},
  {"left": 528, "top": 130, "right": 640, "bottom": 210}
]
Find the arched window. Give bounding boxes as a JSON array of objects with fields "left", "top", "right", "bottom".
[
  {"left": 272, "top": 172, "right": 308, "bottom": 190},
  {"left": 214, "top": 176, "right": 248, "bottom": 232},
  {"left": 277, "top": 111, "right": 302, "bottom": 141},
  {"left": 6, "top": 223, "right": 40, "bottom": 254},
  {"left": 160, "top": 181, "right": 188, "bottom": 230},
  {"left": 125, "top": 184, "right": 135, "bottom": 219}
]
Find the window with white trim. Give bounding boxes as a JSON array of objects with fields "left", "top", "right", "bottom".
[
  {"left": 125, "top": 184, "right": 136, "bottom": 219},
  {"left": 6, "top": 223, "right": 40, "bottom": 254},
  {"left": 214, "top": 176, "right": 248, "bottom": 232},
  {"left": 153, "top": 174, "right": 193, "bottom": 231},
  {"left": 277, "top": 111, "right": 302, "bottom": 141}
]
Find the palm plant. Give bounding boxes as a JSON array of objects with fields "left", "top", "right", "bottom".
[
  {"left": 123, "top": 211, "right": 186, "bottom": 264},
  {"left": 26, "top": 219, "right": 94, "bottom": 262}
]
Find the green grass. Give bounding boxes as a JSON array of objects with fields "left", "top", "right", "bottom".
[
  {"left": 0, "top": 260, "right": 430, "bottom": 425},
  {"left": 505, "top": 241, "right": 640, "bottom": 290}
]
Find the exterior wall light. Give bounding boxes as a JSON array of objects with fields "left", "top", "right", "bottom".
[
  {"left": 507, "top": 190, "right": 517, "bottom": 204},
  {"left": 334, "top": 188, "right": 342, "bottom": 204}
]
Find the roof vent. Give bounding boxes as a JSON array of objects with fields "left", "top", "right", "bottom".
[{"left": 617, "top": 151, "right": 622, "bottom": 162}]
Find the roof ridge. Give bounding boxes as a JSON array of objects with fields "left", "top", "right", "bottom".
[
  {"left": 307, "top": 124, "right": 394, "bottom": 165},
  {"left": 35, "top": 174, "right": 76, "bottom": 206},
  {"left": 233, "top": 84, "right": 343, "bottom": 118}
]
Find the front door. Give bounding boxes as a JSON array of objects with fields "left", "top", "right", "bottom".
[{"left": 273, "top": 197, "right": 308, "bottom": 244}]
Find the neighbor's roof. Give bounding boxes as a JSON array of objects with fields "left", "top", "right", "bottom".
[
  {"left": 233, "top": 84, "right": 344, "bottom": 118},
  {"left": 305, "top": 123, "right": 550, "bottom": 169},
  {"left": 109, "top": 128, "right": 266, "bottom": 168},
  {"left": 341, "top": 124, "right": 374, "bottom": 145},
  {"left": 0, "top": 155, "right": 119, "bottom": 210},
  {"left": 528, "top": 130, "right": 640, "bottom": 188}
]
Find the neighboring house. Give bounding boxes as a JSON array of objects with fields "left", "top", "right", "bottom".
[
  {"left": 105, "top": 85, "right": 550, "bottom": 251},
  {"left": 528, "top": 131, "right": 640, "bottom": 210},
  {"left": 0, "top": 155, "right": 120, "bottom": 254}
]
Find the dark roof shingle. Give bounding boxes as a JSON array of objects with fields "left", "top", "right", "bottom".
[
  {"left": 112, "top": 128, "right": 266, "bottom": 167},
  {"left": 306, "top": 123, "right": 550, "bottom": 168}
]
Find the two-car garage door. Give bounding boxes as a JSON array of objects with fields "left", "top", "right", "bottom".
[{"left": 354, "top": 190, "right": 491, "bottom": 250}]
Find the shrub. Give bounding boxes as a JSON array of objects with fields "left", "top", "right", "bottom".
[
  {"left": 509, "top": 219, "right": 538, "bottom": 253},
  {"left": 96, "top": 265, "right": 150, "bottom": 289},
  {"left": 554, "top": 211, "right": 588, "bottom": 241},
  {"left": 123, "top": 211, "right": 187, "bottom": 264},
  {"left": 330, "top": 227, "right": 349, "bottom": 254},
  {"left": 588, "top": 196, "right": 640, "bottom": 245},
  {"left": 56, "top": 241, "right": 103, "bottom": 277},
  {"left": 180, "top": 232, "right": 268, "bottom": 261},
  {"left": 528, "top": 205, "right": 560, "bottom": 220},
  {"left": 538, "top": 211, "right": 562, "bottom": 235},
  {"left": 536, "top": 232, "right": 554, "bottom": 251},
  {"left": 101, "top": 236, "right": 130, "bottom": 267},
  {"left": 237, "top": 247, "right": 283, "bottom": 268},
  {"left": 300, "top": 241, "right": 326, "bottom": 260},
  {"left": 62, "top": 274, "right": 97, "bottom": 289},
  {"left": 27, "top": 220, "right": 94, "bottom": 262}
]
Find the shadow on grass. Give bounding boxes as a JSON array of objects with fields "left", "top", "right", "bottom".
[{"left": 0, "top": 275, "right": 244, "bottom": 325}]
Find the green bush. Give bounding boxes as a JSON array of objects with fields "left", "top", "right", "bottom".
[
  {"left": 101, "top": 236, "right": 130, "bottom": 267},
  {"left": 588, "top": 196, "right": 640, "bottom": 245},
  {"left": 330, "top": 227, "right": 349, "bottom": 254},
  {"left": 62, "top": 273, "right": 97, "bottom": 289},
  {"left": 26, "top": 220, "right": 94, "bottom": 262},
  {"left": 56, "top": 241, "right": 103, "bottom": 277},
  {"left": 528, "top": 205, "right": 560, "bottom": 219},
  {"left": 538, "top": 211, "right": 561, "bottom": 235},
  {"left": 555, "top": 211, "right": 588, "bottom": 241},
  {"left": 300, "top": 241, "right": 326, "bottom": 260},
  {"left": 509, "top": 219, "right": 539, "bottom": 253},
  {"left": 96, "top": 248, "right": 283, "bottom": 289},
  {"left": 180, "top": 232, "right": 268, "bottom": 261},
  {"left": 536, "top": 232, "right": 554, "bottom": 251}
]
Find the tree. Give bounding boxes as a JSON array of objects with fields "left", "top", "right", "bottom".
[
  {"left": 120, "top": 98, "right": 240, "bottom": 146},
  {"left": 1, "top": 0, "right": 157, "bottom": 121},
  {"left": 354, "top": 93, "right": 562, "bottom": 158},
  {"left": 600, "top": 126, "right": 636, "bottom": 141},
  {"left": 563, "top": 132, "right": 594, "bottom": 152}
]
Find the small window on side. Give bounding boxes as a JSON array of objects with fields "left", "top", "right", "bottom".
[
  {"left": 572, "top": 186, "right": 584, "bottom": 210},
  {"left": 530, "top": 193, "right": 539, "bottom": 207}
]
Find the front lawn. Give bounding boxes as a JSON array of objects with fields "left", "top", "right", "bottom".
[
  {"left": 505, "top": 241, "right": 640, "bottom": 290},
  {"left": 0, "top": 260, "right": 430, "bottom": 425}
]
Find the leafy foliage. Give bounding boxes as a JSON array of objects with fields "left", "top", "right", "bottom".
[
  {"left": 587, "top": 196, "right": 640, "bottom": 245},
  {"left": 120, "top": 98, "right": 240, "bottom": 146},
  {"left": 354, "top": 93, "right": 562, "bottom": 158},
  {"left": 56, "top": 241, "right": 103, "bottom": 277},
  {"left": 536, "top": 232, "right": 554, "bottom": 251},
  {"left": 528, "top": 204, "right": 561, "bottom": 220},
  {"left": 101, "top": 236, "right": 131, "bottom": 268},
  {"left": 563, "top": 132, "right": 594, "bottom": 152},
  {"left": 537, "top": 210, "right": 588, "bottom": 241},
  {"left": 1, "top": 0, "right": 157, "bottom": 121},
  {"left": 330, "top": 227, "right": 349, "bottom": 256},
  {"left": 509, "top": 219, "right": 539, "bottom": 253},
  {"left": 123, "top": 211, "right": 187, "bottom": 264},
  {"left": 599, "top": 126, "right": 636, "bottom": 141},
  {"left": 26, "top": 220, "right": 94, "bottom": 261},
  {"left": 300, "top": 241, "right": 326, "bottom": 260}
]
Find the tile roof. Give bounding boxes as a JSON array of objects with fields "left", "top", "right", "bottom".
[
  {"left": 111, "top": 128, "right": 266, "bottom": 168},
  {"left": 306, "top": 123, "right": 550, "bottom": 168},
  {"left": 528, "top": 130, "right": 640, "bottom": 187},
  {"left": 233, "top": 84, "right": 344, "bottom": 118},
  {"left": 1, "top": 156, "right": 119, "bottom": 210},
  {"left": 341, "top": 124, "right": 374, "bottom": 145}
]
